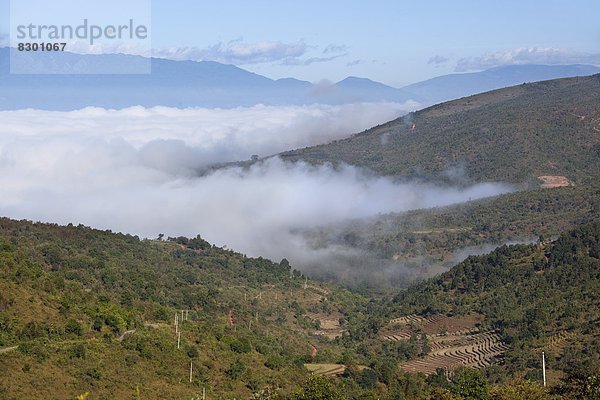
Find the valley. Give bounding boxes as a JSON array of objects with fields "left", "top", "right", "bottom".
[{"left": 0, "top": 74, "right": 599, "bottom": 399}]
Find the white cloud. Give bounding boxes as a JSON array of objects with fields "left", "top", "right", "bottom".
[
  {"left": 153, "top": 40, "right": 309, "bottom": 65},
  {"left": 153, "top": 39, "right": 350, "bottom": 66},
  {"left": 0, "top": 104, "right": 512, "bottom": 277},
  {"left": 456, "top": 47, "right": 600, "bottom": 71},
  {"left": 0, "top": 103, "right": 414, "bottom": 167},
  {"left": 64, "top": 40, "right": 151, "bottom": 57},
  {"left": 427, "top": 55, "right": 449, "bottom": 65},
  {"left": 281, "top": 54, "right": 347, "bottom": 66},
  {"left": 323, "top": 44, "right": 348, "bottom": 54}
]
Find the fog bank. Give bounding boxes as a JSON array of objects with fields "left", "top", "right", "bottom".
[{"left": 0, "top": 104, "right": 514, "bottom": 280}]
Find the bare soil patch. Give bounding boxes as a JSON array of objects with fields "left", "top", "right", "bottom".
[{"left": 538, "top": 176, "right": 573, "bottom": 188}]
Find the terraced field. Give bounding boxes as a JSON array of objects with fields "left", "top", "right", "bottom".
[
  {"left": 545, "top": 331, "right": 576, "bottom": 352},
  {"left": 384, "top": 314, "right": 509, "bottom": 375},
  {"left": 310, "top": 315, "right": 344, "bottom": 339},
  {"left": 304, "top": 363, "right": 346, "bottom": 376},
  {"left": 386, "top": 313, "right": 482, "bottom": 338}
]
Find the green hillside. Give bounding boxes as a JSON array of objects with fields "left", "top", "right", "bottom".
[
  {"left": 366, "top": 221, "right": 600, "bottom": 386},
  {"left": 1, "top": 218, "right": 599, "bottom": 399},
  {"left": 0, "top": 218, "right": 368, "bottom": 399},
  {"left": 278, "top": 75, "right": 600, "bottom": 184}
]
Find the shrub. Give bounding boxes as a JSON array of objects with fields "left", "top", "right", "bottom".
[
  {"left": 65, "top": 319, "right": 83, "bottom": 336},
  {"left": 69, "top": 344, "right": 86, "bottom": 359},
  {"left": 230, "top": 338, "right": 251, "bottom": 353},
  {"left": 226, "top": 359, "right": 245, "bottom": 380}
]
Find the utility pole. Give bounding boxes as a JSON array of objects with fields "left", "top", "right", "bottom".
[
  {"left": 202, "top": 387, "right": 206, "bottom": 400},
  {"left": 177, "top": 331, "right": 181, "bottom": 349},
  {"left": 189, "top": 361, "right": 193, "bottom": 383},
  {"left": 542, "top": 351, "right": 546, "bottom": 387}
]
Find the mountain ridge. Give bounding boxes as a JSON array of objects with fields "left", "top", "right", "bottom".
[
  {"left": 276, "top": 74, "right": 600, "bottom": 185},
  {"left": 1, "top": 47, "right": 599, "bottom": 110},
  {"left": 403, "top": 63, "right": 600, "bottom": 104}
]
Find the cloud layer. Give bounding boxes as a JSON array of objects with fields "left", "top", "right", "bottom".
[
  {"left": 153, "top": 39, "right": 348, "bottom": 66},
  {"left": 154, "top": 40, "right": 307, "bottom": 65},
  {"left": 0, "top": 103, "right": 413, "bottom": 167},
  {"left": 0, "top": 104, "right": 512, "bottom": 279},
  {"left": 456, "top": 47, "right": 600, "bottom": 71},
  {"left": 427, "top": 55, "right": 449, "bottom": 66}
]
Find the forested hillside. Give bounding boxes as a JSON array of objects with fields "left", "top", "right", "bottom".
[
  {"left": 278, "top": 75, "right": 600, "bottom": 184},
  {"left": 1, "top": 218, "right": 599, "bottom": 399},
  {"left": 363, "top": 221, "right": 600, "bottom": 392},
  {"left": 0, "top": 218, "right": 367, "bottom": 399}
]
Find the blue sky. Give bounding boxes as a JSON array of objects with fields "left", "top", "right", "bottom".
[{"left": 1, "top": 0, "right": 599, "bottom": 86}]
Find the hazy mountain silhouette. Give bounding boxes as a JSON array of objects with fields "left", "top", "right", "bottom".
[{"left": 1, "top": 48, "right": 598, "bottom": 110}]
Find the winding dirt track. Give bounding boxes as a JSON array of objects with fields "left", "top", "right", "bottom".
[
  {"left": 310, "top": 344, "right": 318, "bottom": 359},
  {"left": 304, "top": 363, "right": 346, "bottom": 376},
  {"left": 118, "top": 329, "right": 137, "bottom": 342}
]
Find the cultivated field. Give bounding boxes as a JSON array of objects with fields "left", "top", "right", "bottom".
[{"left": 384, "top": 314, "right": 510, "bottom": 375}]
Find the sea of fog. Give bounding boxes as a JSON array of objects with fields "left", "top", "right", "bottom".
[{"left": 0, "top": 103, "right": 513, "bottom": 277}]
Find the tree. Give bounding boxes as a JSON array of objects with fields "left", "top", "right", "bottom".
[
  {"left": 428, "top": 388, "right": 457, "bottom": 400},
  {"left": 230, "top": 337, "right": 251, "bottom": 353},
  {"left": 490, "top": 380, "right": 548, "bottom": 400},
  {"left": 291, "top": 375, "right": 346, "bottom": 400},
  {"left": 65, "top": 319, "right": 83, "bottom": 336},
  {"left": 70, "top": 343, "right": 86, "bottom": 359},
  {"left": 551, "top": 370, "right": 600, "bottom": 400},
  {"left": 186, "top": 345, "right": 199, "bottom": 359},
  {"left": 226, "top": 359, "right": 245, "bottom": 380},
  {"left": 427, "top": 368, "right": 451, "bottom": 390},
  {"left": 452, "top": 368, "right": 489, "bottom": 400},
  {"left": 264, "top": 356, "right": 283, "bottom": 370},
  {"left": 358, "top": 368, "right": 378, "bottom": 389}
]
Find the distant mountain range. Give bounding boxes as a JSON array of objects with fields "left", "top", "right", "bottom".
[
  {"left": 402, "top": 64, "right": 600, "bottom": 104},
  {"left": 0, "top": 47, "right": 599, "bottom": 110}
]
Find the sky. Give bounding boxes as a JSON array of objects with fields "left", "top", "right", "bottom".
[{"left": 1, "top": 0, "right": 599, "bottom": 86}]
